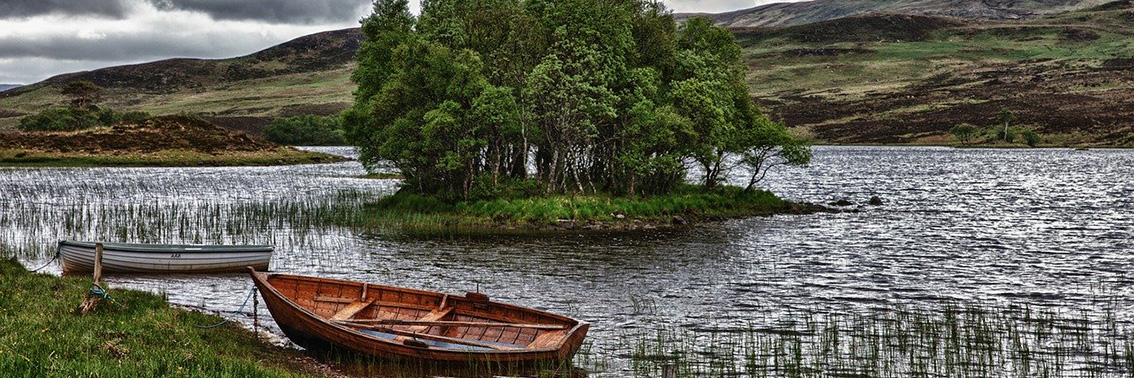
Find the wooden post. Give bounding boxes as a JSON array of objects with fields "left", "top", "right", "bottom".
[
  {"left": 80, "top": 243, "right": 106, "bottom": 315},
  {"left": 93, "top": 243, "right": 103, "bottom": 284}
]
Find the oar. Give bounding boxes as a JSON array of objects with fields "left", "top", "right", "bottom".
[
  {"left": 336, "top": 321, "right": 521, "bottom": 351},
  {"left": 341, "top": 319, "right": 567, "bottom": 330}
]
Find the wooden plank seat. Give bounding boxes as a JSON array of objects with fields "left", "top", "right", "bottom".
[
  {"left": 331, "top": 298, "right": 376, "bottom": 321},
  {"left": 406, "top": 307, "right": 453, "bottom": 332}
]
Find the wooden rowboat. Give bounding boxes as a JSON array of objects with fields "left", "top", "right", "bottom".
[
  {"left": 58, "top": 240, "right": 272, "bottom": 274},
  {"left": 249, "top": 269, "right": 590, "bottom": 364}
]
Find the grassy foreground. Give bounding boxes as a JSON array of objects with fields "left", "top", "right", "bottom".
[
  {"left": 358, "top": 185, "right": 827, "bottom": 233},
  {"left": 0, "top": 258, "right": 321, "bottom": 377},
  {"left": 0, "top": 148, "right": 343, "bottom": 168}
]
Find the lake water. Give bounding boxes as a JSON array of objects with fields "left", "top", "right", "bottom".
[{"left": 3, "top": 146, "right": 1132, "bottom": 375}]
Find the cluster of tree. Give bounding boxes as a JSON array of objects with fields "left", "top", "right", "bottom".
[
  {"left": 19, "top": 81, "right": 149, "bottom": 132},
  {"left": 263, "top": 115, "right": 346, "bottom": 146},
  {"left": 345, "top": 0, "right": 809, "bottom": 200},
  {"left": 950, "top": 108, "right": 1041, "bottom": 147},
  {"left": 19, "top": 107, "right": 150, "bottom": 132}
]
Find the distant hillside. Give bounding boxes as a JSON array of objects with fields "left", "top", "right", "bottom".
[
  {"left": 0, "top": 84, "right": 19, "bottom": 93},
  {"left": 2, "top": 2, "right": 1132, "bottom": 146},
  {"left": 740, "top": 2, "right": 1134, "bottom": 146},
  {"left": 677, "top": 0, "right": 1105, "bottom": 27},
  {"left": 0, "top": 28, "right": 362, "bottom": 134}
]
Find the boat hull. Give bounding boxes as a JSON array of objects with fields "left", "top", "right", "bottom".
[
  {"left": 58, "top": 240, "right": 272, "bottom": 274},
  {"left": 249, "top": 270, "right": 589, "bottom": 365}
]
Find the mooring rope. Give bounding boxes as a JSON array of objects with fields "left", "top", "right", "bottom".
[
  {"left": 28, "top": 251, "right": 60, "bottom": 272},
  {"left": 88, "top": 282, "right": 118, "bottom": 307},
  {"left": 195, "top": 286, "right": 257, "bottom": 329}
]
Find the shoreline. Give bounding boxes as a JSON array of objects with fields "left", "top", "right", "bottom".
[
  {"left": 805, "top": 142, "right": 1133, "bottom": 149},
  {"left": 352, "top": 187, "right": 841, "bottom": 235},
  {"left": 0, "top": 258, "right": 331, "bottom": 377}
]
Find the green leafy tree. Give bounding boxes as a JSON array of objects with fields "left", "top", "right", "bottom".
[
  {"left": 950, "top": 123, "right": 979, "bottom": 146},
  {"left": 59, "top": 81, "right": 103, "bottom": 109},
  {"left": 739, "top": 121, "right": 811, "bottom": 191},
  {"left": 670, "top": 18, "right": 756, "bottom": 189},
  {"left": 352, "top": 0, "right": 415, "bottom": 105},
  {"left": 344, "top": 0, "right": 416, "bottom": 164},
  {"left": 997, "top": 108, "right": 1015, "bottom": 142},
  {"left": 347, "top": 1, "right": 810, "bottom": 200},
  {"left": 263, "top": 115, "right": 345, "bottom": 146},
  {"left": 19, "top": 107, "right": 149, "bottom": 132},
  {"left": 1021, "top": 129, "right": 1041, "bottom": 147}
]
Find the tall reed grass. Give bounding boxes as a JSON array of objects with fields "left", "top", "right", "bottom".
[
  {"left": 617, "top": 303, "right": 1134, "bottom": 377},
  {"left": 0, "top": 177, "right": 375, "bottom": 260}
]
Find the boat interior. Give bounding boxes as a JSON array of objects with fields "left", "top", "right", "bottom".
[{"left": 266, "top": 274, "right": 576, "bottom": 352}]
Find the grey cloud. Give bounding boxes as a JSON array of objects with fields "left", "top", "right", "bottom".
[
  {"left": 0, "top": 0, "right": 130, "bottom": 19},
  {"left": 0, "top": 58, "right": 122, "bottom": 84},
  {"left": 0, "top": 31, "right": 280, "bottom": 62},
  {"left": 148, "top": 0, "right": 369, "bottom": 24}
]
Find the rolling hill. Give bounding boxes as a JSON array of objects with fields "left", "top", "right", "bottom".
[
  {"left": 676, "top": 0, "right": 1107, "bottom": 27},
  {"left": 0, "top": 28, "right": 363, "bottom": 135},
  {"left": 0, "top": 85, "right": 19, "bottom": 93},
  {"left": 739, "top": 1, "right": 1134, "bottom": 145},
  {"left": 1, "top": 0, "right": 1132, "bottom": 146}
]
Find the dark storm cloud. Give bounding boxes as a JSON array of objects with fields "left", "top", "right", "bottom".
[
  {"left": 0, "top": 0, "right": 130, "bottom": 19},
  {"left": 148, "top": 0, "right": 368, "bottom": 24}
]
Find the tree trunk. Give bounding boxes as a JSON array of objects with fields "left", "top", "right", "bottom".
[{"left": 547, "top": 148, "right": 559, "bottom": 194}]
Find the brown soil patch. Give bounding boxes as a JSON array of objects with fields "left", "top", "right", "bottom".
[
  {"left": 745, "top": 14, "right": 965, "bottom": 44},
  {"left": 0, "top": 115, "right": 282, "bottom": 154},
  {"left": 767, "top": 60, "right": 1134, "bottom": 145},
  {"left": 1060, "top": 27, "right": 1101, "bottom": 42}
]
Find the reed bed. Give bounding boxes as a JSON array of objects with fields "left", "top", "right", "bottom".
[
  {"left": 614, "top": 303, "right": 1134, "bottom": 378},
  {"left": 0, "top": 173, "right": 378, "bottom": 260}
]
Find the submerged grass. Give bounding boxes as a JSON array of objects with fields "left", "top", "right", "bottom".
[
  {"left": 0, "top": 258, "right": 322, "bottom": 377},
  {"left": 0, "top": 148, "right": 344, "bottom": 167},
  {"left": 620, "top": 304, "right": 1134, "bottom": 378}
]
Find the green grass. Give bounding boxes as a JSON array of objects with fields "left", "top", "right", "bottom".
[
  {"left": 357, "top": 186, "right": 819, "bottom": 233},
  {"left": 0, "top": 148, "right": 345, "bottom": 167},
  {"left": 0, "top": 258, "right": 322, "bottom": 377}
]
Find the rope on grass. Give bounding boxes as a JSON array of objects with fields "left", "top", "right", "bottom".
[
  {"left": 28, "top": 251, "right": 60, "bottom": 272},
  {"left": 89, "top": 282, "right": 117, "bottom": 305},
  {"left": 195, "top": 286, "right": 257, "bottom": 329}
]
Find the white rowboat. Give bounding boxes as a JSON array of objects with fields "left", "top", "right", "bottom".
[{"left": 58, "top": 240, "right": 272, "bottom": 274}]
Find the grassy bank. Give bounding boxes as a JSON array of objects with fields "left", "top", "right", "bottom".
[
  {"left": 357, "top": 186, "right": 828, "bottom": 233},
  {"left": 0, "top": 258, "right": 322, "bottom": 377},
  {"left": 0, "top": 148, "right": 344, "bottom": 168}
]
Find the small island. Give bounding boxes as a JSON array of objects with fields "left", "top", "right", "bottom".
[
  {"left": 0, "top": 114, "right": 342, "bottom": 168},
  {"left": 0, "top": 81, "right": 342, "bottom": 167},
  {"left": 344, "top": 1, "right": 814, "bottom": 232}
]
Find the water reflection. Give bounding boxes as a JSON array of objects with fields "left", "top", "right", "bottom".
[{"left": 2, "top": 146, "right": 1132, "bottom": 376}]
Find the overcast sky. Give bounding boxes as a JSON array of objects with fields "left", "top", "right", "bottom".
[{"left": 0, "top": 0, "right": 807, "bottom": 84}]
